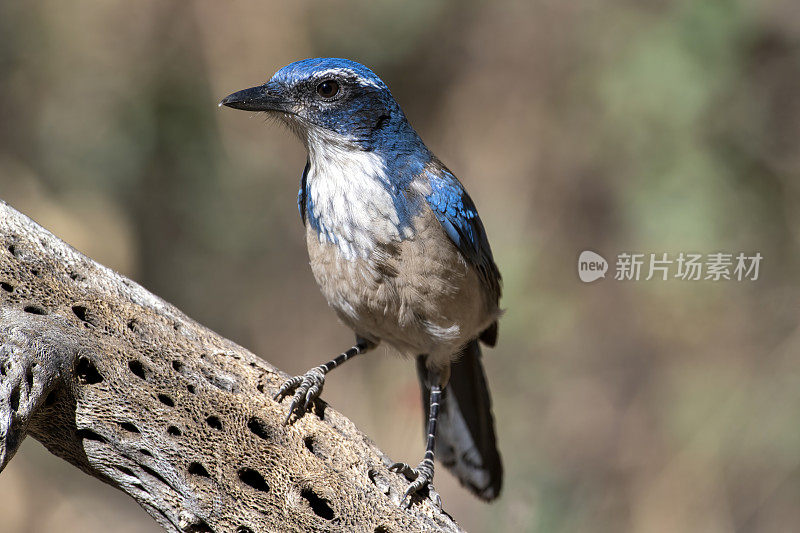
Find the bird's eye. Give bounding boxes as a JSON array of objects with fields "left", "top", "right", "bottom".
[{"left": 316, "top": 80, "right": 339, "bottom": 99}]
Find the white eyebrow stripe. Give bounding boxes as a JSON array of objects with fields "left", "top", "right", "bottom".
[{"left": 315, "top": 68, "right": 384, "bottom": 89}]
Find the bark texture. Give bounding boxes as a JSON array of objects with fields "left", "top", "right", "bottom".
[{"left": 0, "top": 200, "right": 462, "bottom": 533}]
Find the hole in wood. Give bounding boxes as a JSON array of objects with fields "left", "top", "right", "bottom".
[
  {"left": 157, "top": 394, "right": 175, "bottom": 407},
  {"left": 304, "top": 436, "right": 316, "bottom": 455},
  {"left": 172, "top": 360, "right": 183, "bottom": 372},
  {"left": 71, "top": 305, "right": 95, "bottom": 326},
  {"left": 167, "top": 425, "right": 182, "bottom": 437},
  {"left": 0, "top": 282, "right": 13, "bottom": 292},
  {"left": 119, "top": 422, "right": 141, "bottom": 433},
  {"left": 301, "top": 488, "right": 334, "bottom": 520},
  {"left": 185, "top": 520, "right": 213, "bottom": 533},
  {"left": 187, "top": 384, "right": 196, "bottom": 394},
  {"left": 23, "top": 305, "right": 47, "bottom": 315},
  {"left": 128, "top": 360, "right": 146, "bottom": 379},
  {"left": 76, "top": 357, "right": 103, "bottom": 385},
  {"left": 140, "top": 448, "right": 153, "bottom": 457},
  {"left": 77, "top": 428, "right": 107, "bottom": 443},
  {"left": 247, "top": 417, "right": 271, "bottom": 441},
  {"left": 238, "top": 468, "right": 269, "bottom": 493},
  {"left": 9, "top": 385, "right": 20, "bottom": 412},
  {"left": 367, "top": 468, "right": 390, "bottom": 496},
  {"left": 188, "top": 462, "right": 210, "bottom": 478},
  {"left": 115, "top": 465, "right": 135, "bottom": 477},
  {"left": 206, "top": 415, "right": 223, "bottom": 431}
]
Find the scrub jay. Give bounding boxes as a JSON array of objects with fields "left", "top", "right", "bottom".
[{"left": 221, "top": 58, "right": 502, "bottom": 507}]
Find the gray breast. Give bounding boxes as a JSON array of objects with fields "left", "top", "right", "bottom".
[{"left": 304, "top": 210, "right": 499, "bottom": 363}]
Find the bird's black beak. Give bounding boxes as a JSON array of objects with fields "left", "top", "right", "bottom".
[{"left": 219, "top": 83, "right": 289, "bottom": 112}]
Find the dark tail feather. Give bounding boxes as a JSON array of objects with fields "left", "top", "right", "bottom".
[{"left": 416, "top": 340, "right": 503, "bottom": 500}]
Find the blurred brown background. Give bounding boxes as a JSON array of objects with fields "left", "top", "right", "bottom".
[{"left": 2, "top": 1, "right": 800, "bottom": 532}]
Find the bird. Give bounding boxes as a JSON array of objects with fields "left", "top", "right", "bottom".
[{"left": 220, "top": 58, "right": 502, "bottom": 507}]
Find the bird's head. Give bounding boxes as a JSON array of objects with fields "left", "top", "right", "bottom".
[{"left": 220, "top": 58, "right": 417, "bottom": 152}]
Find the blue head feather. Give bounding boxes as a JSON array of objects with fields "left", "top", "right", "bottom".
[
  {"left": 270, "top": 58, "right": 388, "bottom": 91},
  {"left": 265, "top": 58, "right": 423, "bottom": 155}
]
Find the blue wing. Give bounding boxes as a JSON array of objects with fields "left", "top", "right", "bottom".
[{"left": 425, "top": 163, "right": 501, "bottom": 303}]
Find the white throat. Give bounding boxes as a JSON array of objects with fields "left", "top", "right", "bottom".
[{"left": 304, "top": 129, "right": 410, "bottom": 260}]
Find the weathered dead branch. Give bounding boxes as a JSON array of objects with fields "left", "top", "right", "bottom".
[{"left": 0, "top": 200, "right": 461, "bottom": 532}]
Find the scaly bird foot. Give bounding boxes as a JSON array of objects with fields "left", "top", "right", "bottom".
[
  {"left": 389, "top": 459, "right": 441, "bottom": 509},
  {"left": 273, "top": 367, "right": 326, "bottom": 424}
]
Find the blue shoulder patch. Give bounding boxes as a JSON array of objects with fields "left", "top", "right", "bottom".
[{"left": 425, "top": 165, "right": 501, "bottom": 300}]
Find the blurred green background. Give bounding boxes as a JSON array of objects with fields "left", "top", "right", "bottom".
[{"left": 1, "top": 1, "right": 800, "bottom": 531}]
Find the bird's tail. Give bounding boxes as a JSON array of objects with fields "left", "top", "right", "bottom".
[{"left": 416, "top": 339, "right": 503, "bottom": 500}]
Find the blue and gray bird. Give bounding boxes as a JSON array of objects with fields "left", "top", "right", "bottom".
[{"left": 220, "top": 58, "right": 502, "bottom": 506}]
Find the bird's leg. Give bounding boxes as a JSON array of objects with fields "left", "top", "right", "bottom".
[
  {"left": 390, "top": 381, "right": 443, "bottom": 509},
  {"left": 274, "top": 338, "right": 374, "bottom": 424}
]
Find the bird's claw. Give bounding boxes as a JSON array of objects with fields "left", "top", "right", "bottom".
[
  {"left": 273, "top": 367, "right": 326, "bottom": 424},
  {"left": 389, "top": 460, "right": 439, "bottom": 509}
]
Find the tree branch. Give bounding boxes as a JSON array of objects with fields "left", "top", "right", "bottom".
[{"left": 0, "top": 200, "right": 462, "bottom": 533}]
